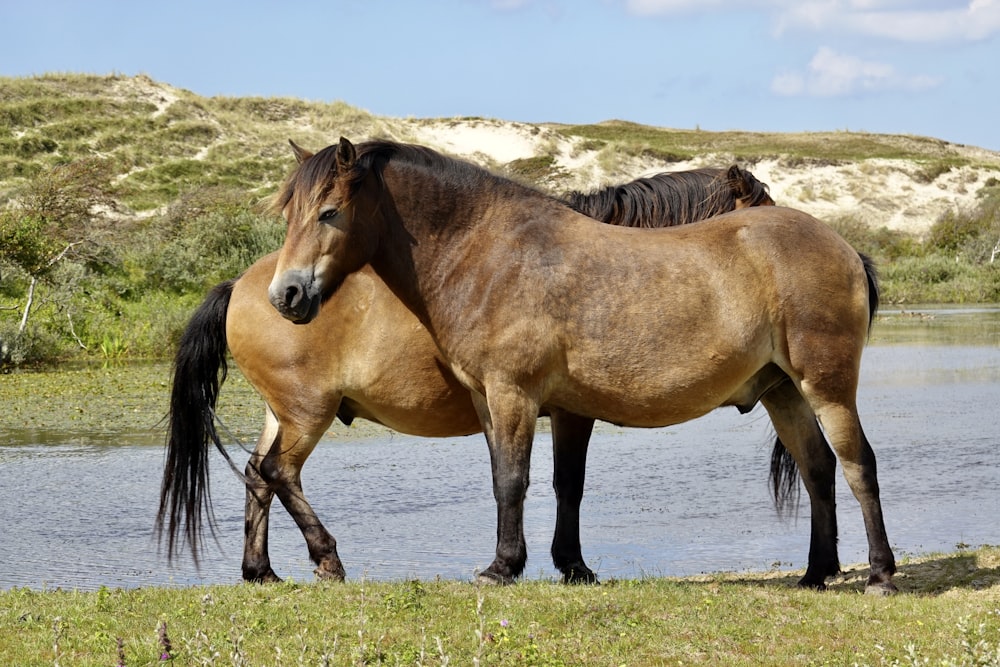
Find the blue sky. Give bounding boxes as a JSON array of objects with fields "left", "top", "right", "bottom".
[{"left": 3, "top": 0, "right": 999, "bottom": 150}]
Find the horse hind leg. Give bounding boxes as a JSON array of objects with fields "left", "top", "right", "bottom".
[
  {"left": 243, "top": 407, "right": 282, "bottom": 583},
  {"left": 808, "top": 393, "right": 896, "bottom": 595},
  {"left": 760, "top": 380, "right": 840, "bottom": 589},
  {"left": 549, "top": 409, "right": 598, "bottom": 584},
  {"left": 243, "top": 405, "right": 345, "bottom": 583},
  {"left": 799, "top": 365, "right": 897, "bottom": 595}
]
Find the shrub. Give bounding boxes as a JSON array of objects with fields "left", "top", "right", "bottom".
[
  {"left": 928, "top": 209, "right": 987, "bottom": 254},
  {"left": 0, "top": 323, "right": 62, "bottom": 368},
  {"left": 504, "top": 155, "right": 560, "bottom": 185},
  {"left": 825, "top": 215, "right": 922, "bottom": 262},
  {"left": 139, "top": 186, "right": 282, "bottom": 293}
]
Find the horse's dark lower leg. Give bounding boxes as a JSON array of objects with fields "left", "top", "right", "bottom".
[
  {"left": 270, "top": 472, "right": 344, "bottom": 581},
  {"left": 473, "top": 390, "right": 535, "bottom": 585},
  {"left": 813, "top": 402, "right": 896, "bottom": 595},
  {"left": 838, "top": 427, "right": 897, "bottom": 595},
  {"left": 761, "top": 382, "right": 840, "bottom": 589},
  {"left": 244, "top": 426, "right": 344, "bottom": 583},
  {"left": 549, "top": 409, "right": 597, "bottom": 584},
  {"left": 243, "top": 458, "right": 281, "bottom": 583},
  {"left": 799, "top": 444, "right": 840, "bottom": 589}
]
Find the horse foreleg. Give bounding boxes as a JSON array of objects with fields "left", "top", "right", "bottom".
[
  {"left": 549, "top": 408, "right": 598, "bottom": 584},
  {"left": 472, "top": 388, "right": 538, "bottom": 585},
  {"left": 760, "top": 381, "right": 840, "bottom": 589}
]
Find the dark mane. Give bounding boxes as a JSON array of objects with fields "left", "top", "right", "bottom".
[
  {"left": 563, "top": 166, "right": 772, "bottom": 228},
  {"left": 270, "top": 143, "right": 340, "bottom": 215},
  {"left": 274, "top": 140, "right": 771, "bottom": 229},
  {"left": 351, "top": 140, "right": 561, "bottom": 206},
  {"left": 273, "top": 139, "right": 556, "bottom": 216}
]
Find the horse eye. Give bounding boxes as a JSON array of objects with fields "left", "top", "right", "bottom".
[{"left": 318, "top": 209, "right": 338, "bottom": 222}]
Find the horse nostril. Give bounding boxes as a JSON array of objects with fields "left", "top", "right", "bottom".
[
  {"left": 269, "top": 273, "right": 316, "bottom": 321},
  {"left": 284, "top": 284, "right": 301, "bottom": 308}
]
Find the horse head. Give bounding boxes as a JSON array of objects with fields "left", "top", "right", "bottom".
[
  {"left": 728, "top": 165, "right": 775, "bottom": 209},
  {"left": 269, "top": 137, "right": 380, "bottom": 323}
]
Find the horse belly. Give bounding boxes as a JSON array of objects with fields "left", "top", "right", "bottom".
[
  {"left": 339, "top": 295, "right": 483, "bottom": 437},
  {"left": 552, "top": 330, "right": 774, "bottom": 428},
  {"left": 341, "top": 382, "right": 481, "bottom": 438}
]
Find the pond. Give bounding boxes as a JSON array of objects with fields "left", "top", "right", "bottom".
[{"left": 1, "top": 306, "right": 999, "bottom": 591}]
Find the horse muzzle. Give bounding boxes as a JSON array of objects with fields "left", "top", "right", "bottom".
[{"left": 268, "top": 270, "right": 321, "bottom": 324}]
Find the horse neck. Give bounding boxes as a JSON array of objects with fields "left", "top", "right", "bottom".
[
  {"left": 366, "top": 162, "right": 498, "bottom": 322},
  {"left": 367, "top": 161, "right": 562, "bottom": 328}
]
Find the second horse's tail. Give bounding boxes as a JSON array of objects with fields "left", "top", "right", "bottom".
[{"left": 155, "top": 279, "right": 236, "bottom": 564}]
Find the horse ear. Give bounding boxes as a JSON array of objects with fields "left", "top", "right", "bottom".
[
  {"left": 336, "top": 137, "right": 356, "bottom": 170},
  {"left": 289, "top": 140, "right": 313, "bottom": 164},
  {"left": 727, "top": 165, "right": 750, "bottom": 199}
]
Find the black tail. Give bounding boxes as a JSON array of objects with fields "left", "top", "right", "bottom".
[
  {"left": 155, "top": 279, "right": 235, "bottom": 564},
  {"left": 770, "top": 252, "right": 879, "bottom": 514},
  {"left": 860, "top": 252, "right": 880, "bottom": 336},
  {"left": 770, "top": 438, "right": 800, "bottom": 516}
]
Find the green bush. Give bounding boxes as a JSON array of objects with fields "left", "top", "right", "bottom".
[
  {"left": 0, "top": 323, "right": 61, "bottom": 369},
  {"left": 887, "top": 254, "right": 959, "bottom": 284},
  {"left": 825, "top": 215, "right": 922, "bottom": 261},
  {"left": 504, "top": 155, "right": 560, "bottom": 184},
  {"left": 138, "top": 186, "right": 282, "bottom": 293},
  {"left": 880, "top": 255, "right": 1000, "bottom": 303},
  {"left": 928, "top": 209, "right": 987, "bottom": 254}
]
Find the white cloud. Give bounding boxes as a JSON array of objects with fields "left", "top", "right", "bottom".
[
  {"left": 771, "top": 46, "right": 944, "bottom": 96},
  {"left": 624, "top": 0, "right": 1000, "bottom": 42},
  {"left": 839, "top": 0, "right": 1000, "bottom": 41},
  {"left": 625, "top": 0, "right": 731, "bottom": 13},
  {"left": 490, "top": 0, "right": 532, "bottom": 8}
]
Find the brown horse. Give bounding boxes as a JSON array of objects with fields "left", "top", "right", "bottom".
[
  {"left": 158, "top": 162, "right": 774, "bottom": 585},
  {"left": 266, "top": 138, "right": 896, "bottom": 594}
]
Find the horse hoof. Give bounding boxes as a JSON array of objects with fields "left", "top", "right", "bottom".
[
  {"left": 476, "top": 570, "right": 514, "bottom": 586},
  {"left": 562, "top": 567, "right": 599, "bottom": 585},
  {"left": 314, "top": 567, "right": 346, "bottom": 582},
  {"left": 796, "top": 578, "right": 828, "bottom": 592},
  {"left": 865, "top": 581, "right": 898, "bottom": 596},
  {"left": 244, "top": 569, "right": 282, "bottom": 584},
  {"left": 314, "top": 557, "right": 346, "bottom": 582}
]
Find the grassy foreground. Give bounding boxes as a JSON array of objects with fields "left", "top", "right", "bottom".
[{"left": 1, "top": 548, "right": 999, "bottom": 666}]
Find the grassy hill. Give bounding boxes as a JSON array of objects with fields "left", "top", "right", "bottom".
[
  {"left": 4, "top": 73, "right": 999, "bottom": 214},
  {"left": 2, "top": 73, "right": 1000, "bottom": 367}
]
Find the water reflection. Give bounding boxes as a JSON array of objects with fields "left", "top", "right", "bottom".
[
  {"left": 1, "top": 308, "right": 998, "bottom": 590},
  {"left": 872, "top": 305, "right": 1000, "bottom": 346}
]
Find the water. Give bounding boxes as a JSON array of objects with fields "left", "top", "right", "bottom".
[{"left": 2, "top": 307, "right": 999, "bottom": 590}]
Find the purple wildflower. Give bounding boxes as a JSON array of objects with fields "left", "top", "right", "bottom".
[{"left": 157, "top": 620, "right": 173, "bottom": 661}]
